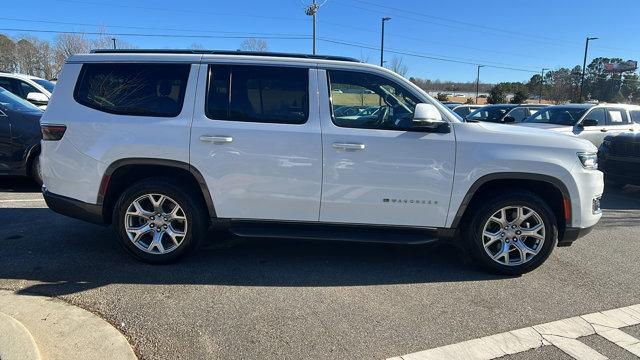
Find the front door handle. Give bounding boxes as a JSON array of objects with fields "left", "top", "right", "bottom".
[
  {"left": 600, "top": 128, "right": 608, "bottom": 132},
  {"left": 332, "top": 142, "right": 365, "bottom": 151},
  {"left": 200, "top": 135, "right": 233, "bottom": 144}
]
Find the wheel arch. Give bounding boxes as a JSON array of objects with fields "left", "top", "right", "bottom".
[
  {"left": 450, "top": 173, "right": 571, "bottom": 240},
  {"left": 98, "top": 158, "right": 216, "bottom": 225}
]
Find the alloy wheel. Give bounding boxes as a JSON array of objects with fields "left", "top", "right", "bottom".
[
  {"left": 124, "top": 194, "right": 188, "bottom": 255},
  {"left": 481, "top": 205, "right": 545, "bottom": 266}
]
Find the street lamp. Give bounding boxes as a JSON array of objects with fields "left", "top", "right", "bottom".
[
  {"left": 579, "top": 37, "right": 598, "bottom": 103},
  {"left": 476, "top": 65, "right": 485, "bottom": 104},
  {"left": 540, "top": 68, "right": 549, "bottom": 103},
  {"left": 380, "top": 17, "right": 391, "bottom": 67}
]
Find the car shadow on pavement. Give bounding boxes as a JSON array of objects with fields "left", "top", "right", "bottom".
[
  {"left": 0, "top": 176, "right": 41, "bottom": 193},
  {"left": 0, "top": 206, "right": 502, "bottom": 297}
]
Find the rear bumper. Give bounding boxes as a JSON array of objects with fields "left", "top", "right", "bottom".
[
  {"left": 43, "top": 190, "right": 105, "bottom": 226},
  {"left": 558, "top": 225, "right": 596, "bottom": 247}
]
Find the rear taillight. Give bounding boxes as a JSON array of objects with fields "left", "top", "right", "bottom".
[{"left": 41, "top": 124, "right": 66, "bottom": 141}]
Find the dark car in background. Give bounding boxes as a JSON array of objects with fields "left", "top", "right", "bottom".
[
  {"left": 0, "top": 86, "right": 44, "bottom": 184},
  {"left": 598, "top": 131, "right": 640, "bottom": 188},
  {"left": 466, "top": 104, "right": 545, "bottom": 123}
]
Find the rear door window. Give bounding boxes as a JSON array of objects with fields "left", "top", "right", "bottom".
[
  {"left": 205, "top": 65, "right": 309, "bottom": 124},
  {"left": 605, "top": 108, "right": 630, "bottom": 125},
  {"left": 74, "top": 63, "right": 191, "bottom": 117}
]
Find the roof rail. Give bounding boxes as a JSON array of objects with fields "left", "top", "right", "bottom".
[{"left": 89, "top": 49, "right": 360, "bottom": 62}]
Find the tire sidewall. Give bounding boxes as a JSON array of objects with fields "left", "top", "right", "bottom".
[
  {"left": 113, "top": 179, "right": 205, "bottom": 264},
  {"left": 467, "top": 192, "right": 558, "bottom": 275},
  {"left": 32, "top": 155, "right": 43, "bottom": 186}
]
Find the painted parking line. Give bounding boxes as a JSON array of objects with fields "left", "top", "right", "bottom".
[
  {"left": 0, "top": 199, "right": 45, "bottom": 203},
  {"left": 389, "top": 304, "right": 640, "bottom": 360}
]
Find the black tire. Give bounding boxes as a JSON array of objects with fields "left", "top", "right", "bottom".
[
  {"left": 112, "top": 177, "right": 209, "bottom": 264},
  {"left": 465, "top": 191, "right": 558, "bottom": 275},
  {"left": 31, "top": 155, "right": 43, "bottom": 187}
]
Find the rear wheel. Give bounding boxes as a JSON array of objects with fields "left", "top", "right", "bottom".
[
  {"left": 31, "top": 155, "right": 43, "bottom": 187},
  {"left": 466, "top": 191, "right": 558, "bottom": 275},
  {"left": 113, "top": 178, "right": 208, "bottom": 264}
]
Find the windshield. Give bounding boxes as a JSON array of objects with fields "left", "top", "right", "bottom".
[
  {"left": 33, "top": 79, "right": 55, "bottom": 93},
  {"left": 523, "top": 107, "right": 590, "bottom": 126},
  {"left": 467, "top": 106, "right": 511, "bottom": 122},
  {"left": 0, "top": 87, "right": 43, "bottom": 113}
]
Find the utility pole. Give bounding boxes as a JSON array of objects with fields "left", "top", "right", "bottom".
[
  {"left": 539, "top": 68, "right": 549, "bottom": 103},
  {"left": 579, "top": 37, "right": 598, "bottom": 103},
  {"left": 476, "top": 65, "right": 485, "bottom": 104},
  {"left": 304, "top": 0, "right": 326, "bottom": 55},
  {"left": 380, "top": 17, "right": 391, "bottom": 67},
  {"left": 111, "top": 38, "right": 116, "bottom": 50}
]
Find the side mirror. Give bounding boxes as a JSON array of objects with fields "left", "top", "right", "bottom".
[
  {"left": 413, "top": 103, "right": 450, "bottom": 133},
  {"left": 26, "top": 92, "right": 48, "bottom": 105},
  {"left": 502, "top": 115, "right": 516, "bottom": 124},
  {"left": 581, "top": 118, "right": 598, "bottom": 127}
]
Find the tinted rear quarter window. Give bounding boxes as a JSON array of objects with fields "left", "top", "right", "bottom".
[
  {"left": 74, "top": 63, "right": 190, "bottom": 117},
  {"left": 631, "top": 110, "right": 640, "bottom": 124},
  {"left": 206, "top": 65, "right": 309, "bottom": 124}
]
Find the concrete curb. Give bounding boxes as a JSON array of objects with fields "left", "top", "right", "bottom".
[
  {"left": 0, "top": 290, "right": 136, "bottom": 360},
  {"left": 0, "top": 312, "right": 41, "bottom": 360}
]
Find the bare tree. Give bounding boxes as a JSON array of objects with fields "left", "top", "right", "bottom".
[
  {"left": 92, "top": 26, "right": 134, "bottom": 50},
  {"left": 0, "top": 34, "right": 17, "bottom": 72},
  {"left": 388, "top": 56, "right": 408, "bottom": 77},
  {"left": 239, "top": 38, "right": 268, "bottom": 52},
  {"left": 15, "top": 39, "right": 40, "bottom": 76},
  {"left": 189, "top": 43, "right": 204, "bottom": 50},
  {"left": 53, "top": 33, "right": 90, "bottom": 76}
]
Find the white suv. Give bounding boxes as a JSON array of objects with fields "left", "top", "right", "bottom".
[{"left": 40, "top": 50, "right": 603, "bottom": 274}]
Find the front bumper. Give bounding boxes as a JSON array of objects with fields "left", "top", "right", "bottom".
[{"left": 43, "top": 190, "right": 105, "bottom": 226}]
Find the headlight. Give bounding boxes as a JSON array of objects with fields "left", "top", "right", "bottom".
[{"left": 578, "top": 152, "right": 598, "bottom": 170}]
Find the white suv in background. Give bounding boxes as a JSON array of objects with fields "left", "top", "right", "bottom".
[
  {"left": 40, "top": 50, "right": 603, "bottom": 275},
  {"left": 518, "top": 103, "right": 640, "bottom": 148},
  {"left": 0, "top": 72, "right": 55, "bottom": 109}
]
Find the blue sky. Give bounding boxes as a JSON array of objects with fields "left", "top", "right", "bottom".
[{"left": 2, "top": 0, "right": 640, "bottom": 83}]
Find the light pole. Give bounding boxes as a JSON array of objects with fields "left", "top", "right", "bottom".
[
  {"left": 380, "top": 17, "right": 391, "bottom": 67},
  {"left": 476, "top": 65, "right": 485, "bottom": 104},
  {"left": 539, "top": 68, "right": 549, "bottom": 103},
  {"left": 304, "top": 0, "right": 320, "bottom": 55},
  {"left": 579, "top": 37, "right": 598, "bottom": 102},
  {"left": 111, "top": 38, "right": 116, "bottom": 50}
]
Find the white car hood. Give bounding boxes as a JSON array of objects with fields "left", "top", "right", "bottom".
[
  {"left": 515, "top": 122, "right": 572, "bottom": 132},
  {"left": 465, "top": 121, "right": 596, "bottom": 152}
]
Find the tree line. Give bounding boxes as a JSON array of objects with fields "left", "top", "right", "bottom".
[{"left": 0, "top": 30, "right": 135, "bottom": 80}]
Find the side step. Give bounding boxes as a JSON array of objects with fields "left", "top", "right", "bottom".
[{"left": 226, "top": 220, "right": 441, "bottom": 245}]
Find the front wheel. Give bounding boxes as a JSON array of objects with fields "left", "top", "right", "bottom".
[
  {"left": 466, "top": 191, "right": 558, "bottom": 275},
  {"left": 113, "top": 178, "right": 208, "bottom": 264}
]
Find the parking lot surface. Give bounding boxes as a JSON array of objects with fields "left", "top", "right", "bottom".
[{"left": 1, "top": 177, "right": 639, "bottom": 359}]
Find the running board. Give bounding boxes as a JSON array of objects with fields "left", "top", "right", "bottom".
[{"left": 226, "top": 220, "right": 441, "bottom": 245}]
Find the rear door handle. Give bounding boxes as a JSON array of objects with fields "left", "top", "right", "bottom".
[
  {"left": 332, "top": 142, "right": 365, "bottom": 151},
  {"left": 600, "top": 129, "right": 608, "bottom": 132},
  {"left": 200, "top": 135, "right": 233, "bottom": 144}
]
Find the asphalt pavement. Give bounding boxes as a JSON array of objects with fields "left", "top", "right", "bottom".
[{"left": 0, "top": 176, "right": 639, "bottom": 359}]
